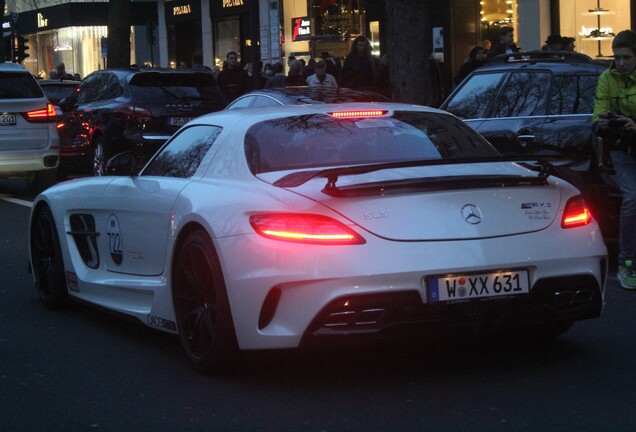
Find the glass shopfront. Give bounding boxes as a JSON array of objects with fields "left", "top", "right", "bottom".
[
  {"left": 210, "top": 0, "right": 257, "bottom": 68},
  {"left": 560, "top": 0, "right": 630, "bottom": 59},
  {"left": 25, "top": 26, "right": 109, "bottom": 80}
]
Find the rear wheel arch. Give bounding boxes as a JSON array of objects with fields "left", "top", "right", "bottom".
[{"left": 171, "top": 224, "right": 239, "bottom": 373}]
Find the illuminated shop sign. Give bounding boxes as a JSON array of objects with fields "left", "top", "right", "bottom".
[
  {"left": 37, "top": 12, "right": 48, "bottom": 28},
  {"left": 223, "top": 0, "right": 244, "bottom": 7},
  {"left": 292, "top": 16, "right": 311, "bottom": 42},
  {"left": 173, "top": 4, "right": 192, "bottom": 16}
]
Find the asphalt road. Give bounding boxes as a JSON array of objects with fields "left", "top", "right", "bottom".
[{"left": 1, "top": 179, "right": 635, "bottom": 432}]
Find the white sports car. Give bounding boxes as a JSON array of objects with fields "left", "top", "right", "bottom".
[{"left": 29, "top": 103, "right": 607, "bottom": 372}]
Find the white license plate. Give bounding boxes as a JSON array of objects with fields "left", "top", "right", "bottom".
[
  {"left": 0, "top": 114, "right": 16, "bottom": 126},
  {"left": 168, "top": 117, "right": 193, "bottom": 126},
  {"left": 428, "top": 270, "right": 529, "bottom": 303}
]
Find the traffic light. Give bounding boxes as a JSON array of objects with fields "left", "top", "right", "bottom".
[
  {"left": 1, "top": 35, "right": 11, "bottom": 62},
  {"left": 14, "top": 34, "right": 29, "bottom": 63}
]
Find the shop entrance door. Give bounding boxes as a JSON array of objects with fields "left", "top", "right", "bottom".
[{"left": 215, "top": 17, "right": 241, "bottom": 67}]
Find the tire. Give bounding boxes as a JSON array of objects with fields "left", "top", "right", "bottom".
[
  {"left": 92, "top": 136, "right": 107, "bottom": 176},
  {"left": 172, "top": 229, "right": 239, "bottom": 373},
  {"left": 30, "top": 205, "right": 69, "bottom": 309},
  {"left": 27, "top": 169, "right": 57, "bottom": 195}
]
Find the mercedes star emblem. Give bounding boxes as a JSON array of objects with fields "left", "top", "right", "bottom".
[{"left": 461, "top": 204, "right": 483, "bottom": 225}]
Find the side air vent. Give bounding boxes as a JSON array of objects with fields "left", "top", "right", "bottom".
[{"left": 68, "top": 214, "right": 100, "bottom": 269}]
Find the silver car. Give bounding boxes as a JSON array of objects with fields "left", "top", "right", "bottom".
[{"left": 0, "top": 62, "right": 59, "bottom": 193}]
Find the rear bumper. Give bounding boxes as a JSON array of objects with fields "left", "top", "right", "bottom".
[
  {"left": 299, "top": 273, "right": 603, "bottom": 346},
  {"left": 0, "top": 148, "right": 59, "bottom": 176}
]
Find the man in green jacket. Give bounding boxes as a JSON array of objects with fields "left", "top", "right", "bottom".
[{"left": 593, "top": 30, "right": 636, "bottom": 290}]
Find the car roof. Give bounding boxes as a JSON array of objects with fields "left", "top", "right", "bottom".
[
  {"left": 480, "top": 51, "right": 608, "bottom": 74},
  {"left": 238, "top": 86, "right": 390, "bottom": 104},
  {"left": 0, "top": 62, "right": 28, "bottom": 72},
  {"left": 38, "top": 79, "right": 80, "bottom": 86},
  {"left": 194, "top": 101, "right": 442, "bottom": 128}
]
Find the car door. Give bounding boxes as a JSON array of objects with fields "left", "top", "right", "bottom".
[
  {"left": 97, "top": 124, "right": 222, "bottom": 276},
  {"left": 442, "top": 72, "right": 507, "bottom": 133},
  {"left": 541, "top": 73, "right": 599, "bottom": 158},
  {"left": 474, "top": 71, "right": 552, "bottom": 156}
]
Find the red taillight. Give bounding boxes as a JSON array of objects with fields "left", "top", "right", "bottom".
[
  {"left": 113, "top": 104, "right": 152, "bottom": 122},
  {"left": 25, "top": 103, "right": 56, "bottom": 123},
  {"left": 250, "top": 213, "right": 365, "bottom": 245},
  {"left": 561, "top": 196, "right": 592, "bottom": 228},
  {"left": 329, "top": 110, "right": 387, "bottom": 119}
]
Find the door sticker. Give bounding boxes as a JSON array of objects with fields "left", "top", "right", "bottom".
[{"left": 107, "top": 214, "right": 123, "bottom": 265}]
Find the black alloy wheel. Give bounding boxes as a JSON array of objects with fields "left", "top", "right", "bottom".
[
  {"left": 30, "top": 205, "right": 69, "bottom": 308},
  {"left": 172, "top": 230, "right": 238, "bottom": 373}
]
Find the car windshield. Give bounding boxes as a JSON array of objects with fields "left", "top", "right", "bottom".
[
  {"left": 245, "top": 111, "right": 499, "bottom": 174},
  {"left": 0, "top": 73, "right": 44, "bottom": 99}
]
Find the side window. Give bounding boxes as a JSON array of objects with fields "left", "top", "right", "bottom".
[
  {"left": 76, "top": 74, "right": 100, "bottom": 104},
  {"left": 98, "top": 73, "right": 123, "bottom": 101},
  {"left": 142, "top": 125, "right": 222, "bottom": 178},
  {"left": 227, "top": 96, "right": 253, "bottom": 109},
  {"left": 494, "top": 72, "right": 551, "bottom": 118},
  {"left": 251, "top": 96, "right": 282, "bottom": 107},
  {"left": 444, "top": 73, "right": 505, "bottom": 119},
  {"left": 549, "top": 74, "right": 599, "bottom": 115}
]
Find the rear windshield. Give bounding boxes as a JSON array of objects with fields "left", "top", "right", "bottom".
[
  {"left": 245, "top": 111, "right": 499, "bottom": 174},
  {"left": 41, "top": 84, "right": 77, "bottom": 104},
  {"left": 0, "top": 73, "right": 44, "bottom": 99},
  {"left": 129, "top": 72, "right": 220, "bottom": 102}
]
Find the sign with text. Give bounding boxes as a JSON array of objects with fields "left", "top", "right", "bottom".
[{"left": 291, "top": 16, "right": 311, "bottom": 42}]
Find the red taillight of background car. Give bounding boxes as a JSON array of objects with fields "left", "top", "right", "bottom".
[
  {"left": 112, "top": 104, "right": 152, "bottom": 122},
  {"left": 24, "top": 103, "right": 56, "bottom": 123},
  {"left": 250, "top": 213, "right": 366, "bottom": 245},
  {"left": 561, "top": 196, "right": 592, "bottom": 228}
]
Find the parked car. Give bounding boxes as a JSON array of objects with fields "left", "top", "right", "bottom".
[
  {"left": 225, "top": 86, "right": 389, "bottom": 109},
  {"left": 0, "top": 62, "right": 59, "bottom": 193},
  {"left": 30, "top": 102, "right": 606, "bottom": 373},
  {"left": 38, "top": 79, "right": 80, "bottom": 106},
  {"left": 57, "top": 67, "right": 226, "bottom": 178},
  {"left": 440, "top": 51, "right": 620, "bottom": 239}
]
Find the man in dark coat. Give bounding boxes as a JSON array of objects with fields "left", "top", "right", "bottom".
[
  {"left": 487, "top": 26, "right": 520, "bottom": 59},
  {"left": 216, "top": 51, "right": 252, "bottom": 102},
  {"left": 339, "top": 36, "right": 377, "bottom": 90}
]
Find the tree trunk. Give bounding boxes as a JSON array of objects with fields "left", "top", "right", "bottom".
[
  {"left": 386, "top": 0, "right": 433, "bottom": 105},
  {"left": 107, "top": 0, "right": 131, "bottom": 68}
]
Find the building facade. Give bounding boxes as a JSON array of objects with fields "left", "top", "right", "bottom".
[{"left": 6, "top": 0, "right": 636, "bottom": 81}]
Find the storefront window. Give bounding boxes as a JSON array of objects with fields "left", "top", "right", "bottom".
[
  {"left": 214, "top": 17, "right": 241, "bottom": 67},
  {"left": 480, "top": 0, "right": 518, "bottom": 48},
  {"left": 560, "top": 0, "right": 629, "bottom": 59},
  {"left": 311, "top": 0, "right": 366, "bottom": 59}
]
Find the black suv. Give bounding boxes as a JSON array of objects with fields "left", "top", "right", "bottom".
[
  {"left": 58, "top": 67, "right": 226, "bottom": 177},
  {"left": 441, "top": 52, "right": 619, "bottom": 238}
]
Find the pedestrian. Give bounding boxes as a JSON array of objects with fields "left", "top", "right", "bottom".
[
  {"left": 454, "top": 46, "right": 487, "bottom": 86},
  {"left": 264, "top": 62, "right": 287, "bottom": 88},
  {"left": 321, "top": 51, "right": 341, "bottom": 80},
  {"left": 216, "top": 51, "right": 252, "bottom": 102},
  {"left": 55, "top": 63, "right": 74, "bottom": 80},
  {"left": 306, "top": 59, "right": 338, "bottom": 88},
  {"left": 428, "top": 51, "right": 452, "bottom": 107},
  {"left": 251, "top": 60, "right": 267, "bottom": 90},
  {"left": 562, "top": 36, "right": 577, "bottom": 52},
  {"left": 339, "top": 35, "right": 377, "bottom": 90},
  {"left": 541, "top": 34, "right": 564, "bottom": 51},
  {"left": 592, "top": 29, "right": 636, "bottom": 289},
  {"left": 263, "top": 63, "right": 274, "bottom": 79},
  {"left": 487, "top": 26, "right": 520, "bottom": 59},
  {"left": 285, "top": 59, "right": 305, "bottom": 86},
  {"left": 191, "top": 52, "right": 213, "bottom": 72}
]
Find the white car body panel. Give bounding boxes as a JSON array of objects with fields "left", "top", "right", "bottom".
[{"left": 30, "top": 103, "right": 608, "bottom": 351}]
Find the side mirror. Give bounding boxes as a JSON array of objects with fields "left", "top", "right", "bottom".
[
  {"left": 59, "top": 95, "right": 77, "bottom": 112},
  {"left": 105, "top": 151, "right": 137, "bottom": 176}
]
